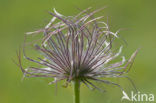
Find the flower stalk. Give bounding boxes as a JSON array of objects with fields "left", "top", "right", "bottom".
[{"left": 74, "top": 79, "right": 80, "bottom": 103}]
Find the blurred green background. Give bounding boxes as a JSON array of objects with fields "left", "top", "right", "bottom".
[{"left": 0, "top": 0, "right": 156, "bottom": 103}]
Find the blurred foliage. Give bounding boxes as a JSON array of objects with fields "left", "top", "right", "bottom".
[{"left": 0, "top": 0, "right": 156, "bottom": 103}]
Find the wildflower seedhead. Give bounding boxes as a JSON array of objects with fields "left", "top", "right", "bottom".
[{"left": 17, "top": 7, "right": 138, "bottom": 92}]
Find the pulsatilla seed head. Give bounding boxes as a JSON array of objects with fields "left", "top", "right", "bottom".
[{"left": 16, "top": 7, "right": 139, "bottom": 92}]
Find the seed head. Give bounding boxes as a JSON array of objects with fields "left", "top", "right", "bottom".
[{"left": 16, "top": 7, "right": 138, "bottom": 92}]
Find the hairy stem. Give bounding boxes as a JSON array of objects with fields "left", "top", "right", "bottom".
[{"left": 73, "top": 79, "right": 80, "bottom": 103}]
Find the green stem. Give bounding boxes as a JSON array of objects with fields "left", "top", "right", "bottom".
[{"left": 73, "top": 79, "right": 80, "bottom": 103}]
